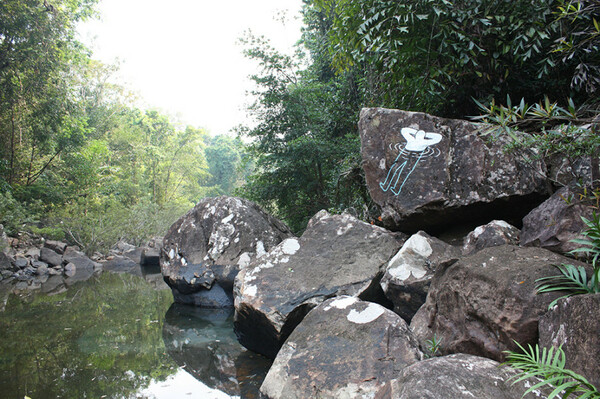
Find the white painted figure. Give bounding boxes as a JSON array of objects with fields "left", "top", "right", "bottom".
[{"left": 380, "top": 127, "right": 443, "bottom": 196}]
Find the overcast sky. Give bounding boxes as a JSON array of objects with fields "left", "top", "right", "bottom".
[{"left": 78, "top": 0, "right": 304, "bottom": 135}]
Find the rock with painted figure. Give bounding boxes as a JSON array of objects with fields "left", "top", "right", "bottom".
[
  {"left": 359, "top": 108, "right": 548, "bottom": 232},
  {"left": 462, "top": 220, "right": 520, "bottom": 255},
  {"left": 260, "top": 296, "right": 423, "bottom": 399},
  {"left": 410, "top": 245, "right": 588, "bottom": 362},
  {"left": 234, "top": 210, "right": 405, "bottom": 358},
  {"left": 161, "top": 196, "right": 293, "bottom": 307},
  {"left": 374, "top": 353, "right": 550, "bottom": 399},
  {"left": 380, "top": 231, "right": 461, "bottom": 322}
]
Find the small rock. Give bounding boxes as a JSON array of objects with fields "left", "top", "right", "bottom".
[
  {"left": 462, "top": 220, "right": 520, "bottom": 255},
  {"left": 39, "top": 247, "right": 62, "bottom": 266},
  {"left": 64, "top": 263, "right": 76, "bottom": 277},
  {"left": 44, "top": 240, "right": 67, "bottom": 255},
  {"left": 36, "top": 264, "right": 49, "bottom": 275},
  {"left": 31, "top": 260, "right": 48, "bottom": 268},
  {"left": 14, "top": 257, "right": 28, "bottom": 269},
  {"left": 25, "top": 248, "right": 40, "bottom": 259}
]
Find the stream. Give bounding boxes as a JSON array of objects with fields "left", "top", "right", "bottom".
[{"left": 0, "top": 268, "right": 271, "bottom": 399}]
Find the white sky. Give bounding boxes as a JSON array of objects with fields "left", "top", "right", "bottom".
[{"left": 78, "top": 0, "right": 304, "bottom": 136}]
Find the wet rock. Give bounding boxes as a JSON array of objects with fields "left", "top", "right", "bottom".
[
  {"left": 234, "top": 211, "right": 404, "bottom": 358},
  {"left": 410, "top": 245, "right": 585, "bottom": 362},
  {"left": 359, "top": 108, "right": 548, "bottom": 232},
  {"left": 140, "top": 248, "right": 160, "bottom": 267},
  {"left": 462, "top": 220, "right": 520, "bottom": 255},
  {"left": 63, "top": 247, "right": 96, "bottom": 271},
  {"left": 102, "top": 255, "right": 141, "bottom": 275},
  {"left": 39, "top": 247, "right": 62, "bottom": 267},
  {"left": 374, "top": 354, "right": 549, "bottom": 399},
  {"left": 41, "top": 275, "right": 66, "bottom": 294},
  {"left": 44, "top": 240, "right": 67, "bottom": 255},
  {"left": 260, "top": 296, "right": 422, "bottom": 399},
  {"left": 380, "top": 231, "right": 461, "bottom": 322},
  {"left": 539, "top": 294, "right": 600, "bottom": 389},
  {"left": 161, "top": 196, "right": 293, "bottom": 307},
  {"left": 521, "top": 185, "right": 595, "bottom": 255}
]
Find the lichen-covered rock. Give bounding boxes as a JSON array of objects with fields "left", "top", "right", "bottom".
[
  {"left": 539, "top": 294, "right": 600, "bottom": 389},
  {"left": 260, "top": 296, "right": 422, "bottom": 399},
  {"left": 359, "top": 108, "right": 548, "bottom": 231},
  {"left": 161, "top": 196, "right": 292, "bottom": 307},
  {"left": 374, "top": 354, "right": 549, "bottom": 399},
  {"left": 380, "top": 231, "right": 460, "bottom": 322},
  {"left": 462, "top": 220, "right": 520, "bottom": 255},
  {"left": 234, "top": 211, "right": 405, "bottom": 358},
  {"left": 521, "top": 185, "right": 594, "bottom": 254},
  {"left": 410, "top": 245, "right": 584, "bottom": 362}
]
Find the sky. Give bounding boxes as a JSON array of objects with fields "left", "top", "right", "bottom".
[{"left": 78, "top": 0, "right": 304, "bottom": 136}]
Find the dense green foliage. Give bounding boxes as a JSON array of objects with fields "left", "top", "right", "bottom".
[
  {"left": 0, "top": 0, "right": 245, "bottom": 252},
  {"left": 505, "top": 343, "right": 599, "bottom": 398},
  {"left": 239, "top": 0, "right": 599, "bottom": 231}
]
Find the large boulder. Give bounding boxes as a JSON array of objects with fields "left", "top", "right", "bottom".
[
  {"left": 260, "top": 296, "right": 423, "bottom": 399},
  {"left": 462, "top": 220, "right": 520, "bottom": 255},
  {"left": 374, "top": 354, "right": 549, "bottom": 399},
  {"left": 410, "top": 245, "right": 585, "bottom": 362},
  {"left": 380, "top": 231, "right": 461, "bottom": 322},
  {"left": 234, "top": 210, "right": 405, "bottom": 358},
  {"left": 161, "top": 197, "right": 292, "bottom": 307},
  {"left": 539, "top": 294, "right": 600, "bottom": 389},
  {"left": 521, "top": 185, "right": 595, "bottom": 254},
  {"left": 359, "top": 108, "right": 548, "bottom": 232}
]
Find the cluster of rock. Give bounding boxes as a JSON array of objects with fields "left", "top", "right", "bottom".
[
  {"left": 156, "top": 108, "right": 598, "bottom": 398},
  {"left": 0, "top": 235, "right": 162, "bottom": 299}
]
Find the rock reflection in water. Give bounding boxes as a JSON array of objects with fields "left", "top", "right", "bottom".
[{"left": 162, "top": 303, "right": 272, "bottom": 399}]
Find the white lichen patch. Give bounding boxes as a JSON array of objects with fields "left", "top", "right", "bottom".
[
  {"left": 379, "top": 158, "right": 386, "bottom": 170},
  {"left": 388, "top": 262, "right": 427, "bottom": 280},
  {"left": 237, "top": 252, "right": 251, "bottom": 268},
  {"left": 256, "top": 241, "right": 266, "bottom": 258},
  {"left": 244, "top": 285, "right": 257, "bottom": 297},
  {"left": 337, "top": 223, "right": 354, "bottom": 236},
  {"left": 347, "top": 303, "right": 385, "bottom": 324},
  {"left": 281, "top": 238, "right": 300, "bottom": 255},
  {"left": 324, "top": 296, "right": 357, "bottom": 311},
  {"left": 222, "top": 214, "right": 234, "bottom": 224},
  {"left": 404, "top": 234, "right": 433, "bottom": 257}
]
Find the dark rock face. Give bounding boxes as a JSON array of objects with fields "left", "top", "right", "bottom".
[
  {"left": 521, "top": 185, "right": 594, "bottom": 254},
  {"left": 161, "top": 196, "right": 293, "bottom": 307},
  {"left": 39, "top": 247, "right": 62, "bottom": 267},
  {"left": 140, "top": 248, "right": 160, "bottom": 266},
  {"left": 539, "top": 294, "right": 600, "bottom": 389},
  {"left": 410, "top": 245, "right": 581, "bottom": 362},
  {"left": 234, "top": 211, "right": 405, "bottom": 358},
  {"left": 260, "top": 296, "right": 422, "bottom": 399},
  {"left": 102, "top": 256, "right": 140, "bottom": 275},
  {"left": 374, "top": 354, "right": 549, "bottom": 399},
  {"left": 462, "top": 220, "right": 520, "bottom": 255},
  {"left": 359, "top": 108, "right": 548, "bottom": 232},
  {"left": 380, "top": 231, "right": 460, "bottom": 322}
]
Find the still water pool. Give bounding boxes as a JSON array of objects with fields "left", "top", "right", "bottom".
[{"left": 0, "top": 271, "right": 271, "bottom": 399}]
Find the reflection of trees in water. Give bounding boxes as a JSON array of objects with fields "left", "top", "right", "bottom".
[
  {"left": 162, "top": 303, "right": 272, "bottom": 399},
  {"left": 0, "top": 272, "right": 176, "bottom": 399}
]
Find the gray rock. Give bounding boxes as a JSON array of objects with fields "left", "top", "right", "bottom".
[
  {"left": 39, "top": 247, "right": 62, "bottom": 266},
  {"left": 410, "top": 245, "right": 585, "bottom": 362},
  {"left": 31, "top": 260, "right": 48, "bottom": 268},
  {"left": 0, "top": 252, "right": 12, "bottom": 270},
  {"left": 62, "top": 247, "right": 96, "bottom": 271},
  {"left": 380, "top": 231, "right": 460, "bottom": 322},
  {"left": 36, "top": 264, "right": 49, "bottom": 275},
  {"left": 161, "top": 196, "right": 293, "bottom": 307},
  {"left": 374, "top": 354, "right": 549, "bottom": 399},
  {"left": 25, "top": 248, "right": 40, "bottom": 259},
  {"left": 539, "top": 294, "right": 600, "bottom": 389},
  {"left": 48, "top": 267, "right": 62, "bottom": 276},
  {"left": 14, "top": 257, "right": 28, "bottom": 269},
  {"left": 123, "top": 247, "right": 143, "bottom": 264},
  {"left": 64, "top": 263, "right": 76, "bottom": 277},
  {"left": 521, "top": 185, "right": 595, "bottom": 255},
  {"left": 41, "top": 275, "right": 66, "bottom": 294},
  {"left": 234, "top": 210, "right": 405, "bottom": 358},
  {"left": 462, "top": 220, "right": 520, "bottom": 255},
  {"left": 102, "top": 255, "right": 140, "bottom": 275},
  {"left": 359, "top": 108, "right": 548, "bottom": 232},
  {"left": 44, "top": 240, "right": 67, "bottom": 255},
  {"left": 260, "top": 296, "right": 423, "bottom": 399},
  {"left": 115, "top": 240, "right": 136, "bottom": 254}
]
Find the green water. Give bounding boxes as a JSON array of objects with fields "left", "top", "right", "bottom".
[{"left": 0, "top": 272, "right": 270, "bottom": 399}]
